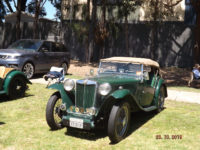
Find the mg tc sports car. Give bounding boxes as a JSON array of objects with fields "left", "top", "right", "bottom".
[{"left": 45, "top": 57, "right": 167, "bottom": 143}]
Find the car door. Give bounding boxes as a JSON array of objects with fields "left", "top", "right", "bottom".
[
  {"left": 139, "top": 66, "right": 155, "bottom": 107},
  {"left": 51, "top": 42, "right": 62, "bottom": 66},
  {"left": 37, "top": 41, "right": 52, "bottom": 72}
]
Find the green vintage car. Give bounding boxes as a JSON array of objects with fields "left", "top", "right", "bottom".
[
  {"left": 0, "top": 66, "right": 31, "bottom": 99},
  {"left": 45, "top": 57, "right": 167, "bottom": 143}
]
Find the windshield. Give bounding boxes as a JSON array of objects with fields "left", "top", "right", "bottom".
[
  {"left": 8, "top": 40, "right": 42, "bottom": 51},
  {"left": 98, "top": 62, "right": 142, "bottom": 76}
]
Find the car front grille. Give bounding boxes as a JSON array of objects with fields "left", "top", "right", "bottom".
[{"left": 75, "top": 80, "right": 96, "bottom": 109}]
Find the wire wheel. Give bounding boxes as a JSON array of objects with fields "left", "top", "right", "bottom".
[
  {"left": 46, "top": 95, "right": 64, "bottom": 130},
  {"left": 22, "top": 63, "right": 34, "bottom": 79},
  {"left": 157, "top": 86, "right": 165, "bottom": 113},
  {"left": 108, "top": 102, "right": 130, "bottom": 143}
]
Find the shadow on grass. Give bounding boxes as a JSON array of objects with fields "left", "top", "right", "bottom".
[
  {"left": 64, "top": 110, "right": 158, "bottom": 143},
  {"left": 0, "top": 122, "right": 5, "bottom": 125},
  {"left": 0, "top": 93, "right": 34, "bottom": 103},
  {"left": 65, "top": 127, "right": 107, "bottom": 141}
]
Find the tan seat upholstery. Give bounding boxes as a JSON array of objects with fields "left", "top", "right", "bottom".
[{"left": 0, "top": 66, "right": 14, "bottom": 78}]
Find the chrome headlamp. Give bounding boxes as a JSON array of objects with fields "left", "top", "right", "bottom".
[
  {"left": 86, "top": 107, "right": 96, "bottom": 115},
  {"left": 64, "top": 79, "right": 75, "bottom": 91},
  {"left": 98, "top": 83, "right": 112, "bottom": 96}
]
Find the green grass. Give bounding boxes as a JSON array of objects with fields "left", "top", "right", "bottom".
[
  {"left": 65, "top": 75, "right": 82, "bottom": 79},
  {"left": 0, "top": 84, "right": 200, "bottom": 150},
  {"left": 168, "top": 86, "right": 200, "bottom": 93}
]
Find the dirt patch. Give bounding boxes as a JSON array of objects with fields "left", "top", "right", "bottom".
[{"left": 68, "top": 60, "right": 200, "bottom": 88}]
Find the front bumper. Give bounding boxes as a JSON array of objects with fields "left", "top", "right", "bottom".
[
  {"left": 0, "top": 59, "right": 22, "bottom": 70},
  {"left": 62, "top": 113, "right": 95, "bottom": 130}
]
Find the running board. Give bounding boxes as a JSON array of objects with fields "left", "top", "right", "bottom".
[{"left": 143, "top": 106, "right": 157, "bottom": 112}]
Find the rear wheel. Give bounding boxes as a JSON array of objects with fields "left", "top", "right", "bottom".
[
  {"left": 22, "top": 63, "right": 34, "bottom": 79},
  {"left": 46, "top": 94, "right": 64, "bottom": 130},
  {"left": 8, "top": 75, "right": 26, "bottom": 99},
  {"left": 108, "top": 101, "right": 130, "bottom": 143},
  {"left": 157, "top": 86, "right": 165, "bottom": 113}
]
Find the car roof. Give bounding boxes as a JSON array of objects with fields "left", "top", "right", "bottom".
[{"left": 100, "top": 57, "right": 159, "bottom": 68}]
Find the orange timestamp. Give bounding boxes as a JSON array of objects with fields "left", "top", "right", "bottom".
[{"left": 156, "top": 134, "right": 182, "bottom": 140}]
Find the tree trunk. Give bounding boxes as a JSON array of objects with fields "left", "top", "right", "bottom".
[
  {"left": 33, "top": 0, "right": 41, "bottom": 39},
  {"left": 16, "top": 0, "right": 22, "bottom": 40},
  {"left": 125, "top": 14, "right": 129, "bottom": 56},
  {"left": 85, "top": 0, "right": 91, "bottom": 63},
  {"left": 194, "top": 12, "right": 200, "bottom": 64},
  {"left": 5, "top": 0, "right": 13, "bottom": 12}
]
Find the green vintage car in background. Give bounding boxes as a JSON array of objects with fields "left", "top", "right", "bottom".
[
  {"left": 0, "top": 66, "right": 31, "bottom": 99},
  {"left": 45, "top": 57, "right": 167, "bottom": 143}
]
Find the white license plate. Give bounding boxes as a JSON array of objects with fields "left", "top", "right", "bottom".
[{"left": 69, "top": 118, "right": 83, "bottom": 129}]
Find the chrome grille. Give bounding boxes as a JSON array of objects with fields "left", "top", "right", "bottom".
[{"left": 75, "top": 80, "right": 96, "bottom": 109}]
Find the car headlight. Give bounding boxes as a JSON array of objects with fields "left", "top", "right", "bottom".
[
  {"left": 1, "top": 55, "right": 19, "bottom": 59},
  {"left": 86, "top": 107, "right": 96, "bottom": 115},
  {"left": 98, "top": 83, "right": 112, "bottom": 96},
  {"left": 64, "top": 79, "right": 75, "bottom": 91}
]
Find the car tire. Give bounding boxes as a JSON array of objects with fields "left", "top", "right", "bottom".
[
  {"left": 46, "top": 94, "right": 64, "bottom": 130},
  {"left": 61, "top": 62, "right": 68, "bottom": 75},
  {"left": 156, "top": 86, "right": 165, "bottom": 113},
  {"left": 8, "top": 75, "right": 26, "bottom": 99},
  {"left": 22, "top": 63, "right": 34, "bottom": 79},
  {"left": 108, "top": 101, "right": 131, "bottom": 143}
]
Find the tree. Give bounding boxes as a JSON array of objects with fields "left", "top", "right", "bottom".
[
  {"left": 0, "top": 1, "right": 7, "bottom": 23},
  {"left": 189, "top": 0, "right": 200, "bottom": 64},
  {"left": 121, "top": 0, "right": 143, "bottom": 56},
  {"left": 32, "top": 0, "right": 47, "bottom": 38},
  {"left": 27, "top": 0, "right": 47, "bottom": 17}
]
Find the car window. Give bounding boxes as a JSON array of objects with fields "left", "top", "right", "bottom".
[
  {"left": 51, "top": 43, "right": 68, "bottom": 52},
  {"left": 8, "top": 40, "right": 42, "bottom": 51},
  {"left": 40, "top": 42, "right": 51, "bottom": 52},
  {"left": 99, "top": 62, "right": 141, "bottom": 76}
]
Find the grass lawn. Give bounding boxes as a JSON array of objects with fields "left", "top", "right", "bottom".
[
  {"left": 168, "top": 86, "right": 200, "bottom": 93},
  {"left": 0, "top": 84, "right": 200, "bottom": 150}
]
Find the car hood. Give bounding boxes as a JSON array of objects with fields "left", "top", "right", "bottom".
[
  {"left": 82, "top": 74, "right": 141, "bottom": 85},
  {"left": 0, "top": 49, "right": 35, "bottom": 55}
]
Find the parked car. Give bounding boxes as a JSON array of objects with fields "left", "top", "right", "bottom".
[
  {"left": 0, "top": 66, "right": 31, "bottom": 99},
  {"left": 45, "top": 57, "right": 167, "bottom": 143},
  {"left": 0, "top": 39, "right": 70, "bottom": 78}
]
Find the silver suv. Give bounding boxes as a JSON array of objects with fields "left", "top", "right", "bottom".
[{"left": 0, "top": 39, "right": 70, "bottom": 78}]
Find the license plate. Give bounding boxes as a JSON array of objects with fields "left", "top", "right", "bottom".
[{"left": 69, "top": 118, "right": 83, "bottom": 129}]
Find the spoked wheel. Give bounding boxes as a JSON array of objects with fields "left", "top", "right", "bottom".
[
  {"left": 46, "top": 95, "right": 64, "bottom": 130},
  {"left": 61, "top": 62, "right": 68, "bottom": 75},
  {"left": 108, "top": 101, "right": 130, "bottom": 143},
  {"left": 157, "top": 86, "right": 165, "bottom": 113},
  {"left": 22, "top": 63, "right": 34, "bottom": 79},
  {"left": 8, "top": 76, "right": 26, "bottom": 99}
]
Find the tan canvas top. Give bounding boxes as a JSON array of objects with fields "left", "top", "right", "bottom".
[{"left": 100, "top": 57, "right": 159, "bottom": 67}]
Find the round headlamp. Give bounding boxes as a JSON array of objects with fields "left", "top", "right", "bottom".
[
  {"left": 64, "top": 79, "right": 75, "bottom": 91},
  {"left": 98, "top": 83, "right": 112, "bottom": 96}
]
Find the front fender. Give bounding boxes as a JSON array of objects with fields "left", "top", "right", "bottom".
[
  {"left": 48, "top": 83, "right": 73, "bottom": 108},
  {"left": 154, "top": 78, "right": 167, "bottom": 105},
  {"left": 111, "top": 89, "right": 132, "bottom": 99},
  {"left": 3, "top": 70, "right": 31, "bottom": 95}
]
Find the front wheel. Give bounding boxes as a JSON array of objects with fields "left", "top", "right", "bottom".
[
  {"left": 108, "top": 101, "right": 131, "bottom": 143},
  {"left": 46, "top": 94, "right": 64, "bottom": 130},
  {"left": 156, "top": 86, "right": 165, "bottom": 113}
]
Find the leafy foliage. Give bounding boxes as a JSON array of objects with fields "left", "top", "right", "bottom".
[{"left": 27, "top": 0, "right": 47, "bottom": 17}]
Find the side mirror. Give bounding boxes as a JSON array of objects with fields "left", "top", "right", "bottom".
[
  {"left": 90, "top": 69, "right": 94, "bottom": 76},
  {"left": 40, "top": 47, "right": 48, "bottom": 52}
]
